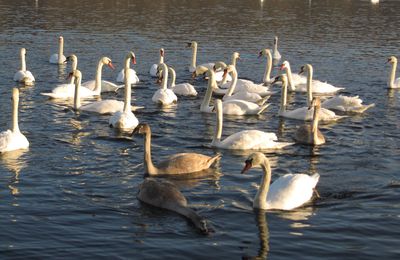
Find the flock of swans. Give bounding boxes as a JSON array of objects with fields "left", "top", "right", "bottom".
[{"left": 1, "top": 35, "right": 398, "bottom": 234}]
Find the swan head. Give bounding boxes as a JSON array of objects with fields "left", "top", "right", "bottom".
[
  {"left": 299, "top": 64, "right": 312, "bottom": 75},
  {"left": 309, "top": 97, "right": 321, "bottom": 110},
  {"left": 241, "top": 152, "right": 268, "bottom": 174},
  {"left": 387, "top": 56, "right": 397, "bottom": 64},
  {"left": 159, "top": 48, "right": 164, "bottom": 57},
  {"left": 186, "top": 41, "right": 197, "bottom": 48},
  {"left": 101, "top": 57, "right": 115, "bottom": 70},
  {"left": 232, "top": 52, "right": 240, "bottom": 60},
  {"left": 22, "top": 76, "right": 34, "bottom": 86},
  {"left": 68, "top": 69, "right": 82, "bottom": 81},
  {"left": 20, "top": 48, "right": 27, "bottom": 55},
  {"left": 258, "top": 48, "right": 271, "bottom": 58},
  {"left": 127, "top": 52, "right": 137, "bottom": 64},
  {"left": 131, "top": 123, "right": 150, "bottom": 136},
  {"left": 271, "top": 74, "right": 288, "bottom": 85},
  {"left": 223, "top": 64, "right": 236, "bottom": 78},
  {"left": 65, "top": 54, "right": 77, "bottom": 63},
  {"left": 274, "top": 36, "right": 279, "bottom": 45},
  {"left": 213, "top": 61, "right": 227, "bottom": 72},
  {"left": 279, "top": 60, "right": 291, "bottom": 71},
  {"left": 58, "top": 36, "right": 64, "bottom": 42}
]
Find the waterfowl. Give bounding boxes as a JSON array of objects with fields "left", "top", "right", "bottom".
[
  {"left": 81, "top": 57, "right": 119, "bottom": 93},
  {"left": 167, "top": 66, "right": 197, "bottom": 96},
  {"left": 152, "top": 63, "right": 178, "bottom": 106},
  {"left": 273, "top": 36, "right": 281, "bottom": 61},
  {"left": 149, "top": 48, "right": 164, "bottom": 77},
  {"left": 387, "top": 56, "right": 400, "bottom": 89},
  {"left": 116, "top": 51, "right": 140, "bottom": 85},
  {"left": 14, "top": 48, "right": 35, "bottom": 85},
  {"left": 49, "top": 36, "right": 66, "bottom": 64}
]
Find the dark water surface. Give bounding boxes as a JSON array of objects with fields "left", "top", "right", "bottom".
[{"left": 0, "top": 0, "right": 399, "bottom": 259}]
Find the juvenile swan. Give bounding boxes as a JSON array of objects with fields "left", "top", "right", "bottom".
[
  {"left": 241, "top": 152, "right": 320, "bottom": 210},
  {"left": 137, "top": 178, "right": 210, "bottom": 234},
  {"left": 294, "top": 97, "right": 326, "bottom": 145},
  {"left": 132, "top": 123, "right": 221, "bottom": 176}
]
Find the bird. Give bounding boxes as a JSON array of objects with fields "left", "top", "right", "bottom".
[
  {"left": 0, "top": 88, "right": 29, "bottom": 153},
  {"left": 81, "top": 56, "right": 119, "bottom": 93},
  {"left": 273, "top": 36, "right": 282, "bottom": 61},
  {"left": 241, "top": 152, "right": 320, "bottom": 210},
  {"left": 13, "top": 48, "right": 35, "bottom": 85},
  {"left": 387, "top": 56, "right": 400, "bottom": 89},
  {"left": 132, "top": 123, "right": 221, "bottom": 176},
  {"left": 152, "top": 63, "right": 178, "bottom": 106},
  {"left": 49, "top": 36, "right": 66, "bottom": 64},
  {"left": 149, "top": 48, "right": 164, "bottom": 77},
  {"left": 116, "top": 51, "right": 140, "bottom": 85},
  {"left": 167, "top": 66, "right": 197, "bottom": 96}
]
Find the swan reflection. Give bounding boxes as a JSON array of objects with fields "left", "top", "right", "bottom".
[
  {"left": 242, "top": 209, "right": 270, "bottom": 260},
  {"left": 1, "top": 149, "right": 28, "bottom": 196}
]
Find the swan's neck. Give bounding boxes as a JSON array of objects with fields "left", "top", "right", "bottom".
[
  {"left": 124, "top": 56, "right": 131, "bottom": 70},
  {"left": 20, "top": 51, "right": 26, "bottom": 71},
  {"left": 12, "top": 92, "right": 20, "bottom": 133},
  {"left": 190, "top": 44, "right": 197, "bottom": 69},
  {"left": 253, "top": 158, "right": 271, "bottom": 209},
  {"left": 169, "top": 68, "right": 176, "bottom": 87},
  {"left": 159, "top": 52, "right": 164, "bottom": 64},
  {"left": 285, "top": 66, "right": 296, "bottom": 91},
  {"left": 231, "top": 54, "right": 238, "bottom": 67},
  {"left": 306, "top": 67, "right": 313, "bottom": 106},
  {"left": 212, "top": 103, "right": 223, "bottom": 145},
  {"left": 58, "top": 37, "right": 64, "bottom": 64},
  {"left": 312, "top": 105, "right": 320, "bottom": 142},
  {"left": 201, "top": 70, "right": 216, "bottom": 111},
  {"left": 143, "top": 130, "right": 157, "bottom": 175},
  {"left": 389, "top": 60, "right": 397, "bottom": 88},
  {"left": 69, "top": 57, "right": 78, "bottom": 85},
  {"left": 274, "top": 38, "right": 279, "bottom": 53},
  {"left": 174, "top": 206, "right": 204, "bottom": 232},
  {"left": 74, "top": 75, "right": 81, "bottom": 111},
  {"left": 224, "top": 69, "right": 238, "bottom": 97},
  {"left": 279, "top": 82, "right": 287, "bottom": 114},
  {"left": 94, "top": 60, "right": 104, "bottom": 94},
  {"left": 123, "top": 69, "right": 131, "bottom": 113},
  {"left": 263, "top": 51, "right": 272, "bottom": 83},
  {"left": 161, "top": 65, "right": 169, "bottom": 90}
]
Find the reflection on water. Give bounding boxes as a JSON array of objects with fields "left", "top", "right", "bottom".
[
  {"left": 1, "top": 149, "right": 28, "bottom": 196},
  {"left": 243, "top": 210, "right": 270, "bottom": 260}
]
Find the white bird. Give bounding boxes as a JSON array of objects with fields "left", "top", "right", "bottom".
[
  {"left": 274, "top": 74, "right": 344, "bottom": 122},
  {"left": 241, "top": 152, "right": 320, "bottom": 210},
  {"left": 116, "top": 51, "right": 140, "bottom": 84},
  {"left": 152, "top": 63, "right": 178, "bottom": 106},
  {"left": 49, "top": 36, "right": 66, "bottom": 64},
  {"left": 211, "top": 99, "right": 293, "bottom": 150},
  {"left": 217, "top": 52, "right": 242, "bottom": 87},
  {"left": 41, "top": 54, "right": 78, "bottom": 99},
  {"left": 14, "top": 48, "right": 35, "bottom": 85},
  {"left": 81, "top": 57, "right": 120, "bottom": 93},
  {"left": 387, "top": 56, "right": 400, "bottom": 89},
  {"left": 281, "top": 61, "right": 344, "bottom": 94},
  {"left": 0, "top": 88, "right": 29, "bottom": 153},
  {"left": 167, "top": 66, "right": 197, "bottom": 96},
  {"left": 109, "top": 68, "right": 139, "bottom": 129},
  {"left": 187, "top": 41, "right": 231, "bottom": 82},
  {"left": 149, "top": 48, "right": 164, "bottom": 77},
  {"left": 273, "top": 36, "right": 282, "bottom": 61}
]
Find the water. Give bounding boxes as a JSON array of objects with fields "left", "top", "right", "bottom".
[{"left": 0, "top": 0, "right": 399, "bottom": 258}]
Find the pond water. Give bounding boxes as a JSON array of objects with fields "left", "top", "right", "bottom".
[{"left": 0, "top": 0, "right": 399, "bottom": 259}]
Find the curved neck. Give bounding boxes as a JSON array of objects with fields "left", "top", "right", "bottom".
[
  {"left": 74, "top": 75, "right": 81, "bottom": 110},
  {"left": 124, "top": 56, "right": 131, "bottom": 70},
  {"left": 143, "top": 130, "right": 157, "bottom": 175},
  {"left": 160, "top": 64, "right": 169, "bottom": 90},
  {"left": 306, "top": 66, "right": 313, "bottom": 106},
  {"left": 20, "top": 50, "right": 26, "bottom": 71},
  {"left": 284, "top": 66, "right": 295, "bottom": 91},
  {"left": 274, "top": 38, "right": 278, "bottom": 53},
  {"left": 94, "top": 59, "right": 104, "bottom": 93},
  {"left": 69, "top": 56, "right": 78, "bottom": 85},
  {"left": 312, "top": 105, "right": 320, "bottom": 142},
  {"left": 231, "top": 54, "right": 238, "bottom": 67},
  {"left": 212, "top": 102, "right": 223, "bottom": 145},
  {"left": 169, "top": 68, "right": 176, "bottom": 87},
  {"left": 12, "top": 90, "right": 20, "bottom": 133},
  {"left": 224, "top": 69, "right": 238, "bottom": 97},
  {"left": 279, "top": 81, "right": 288, "bottom": 113},
  {"left": 201, "top": 70, "right": 216, "bottom": 111},
  {"left": 159, "top": 52, "right": 164, "bottom": 64},
  {"left": 389, "top": 60, "right": 397, "bottom": 88},
  {"left": 58, "top": 37, "right": 64, "bottom": 64},
  {"left": 191, "top": 44, "right": 197, "bottom": 69},
  {"left": 253, "top": 158, "right": 271, "bottom": 209},
  {"left": 174, "top": 206, "right": 204, "bottom": 233},
  {"left": 123, "top": 69, "right": 131, "bottom": 113},
  {"left": 263, "top": 51, "right": 272, "bottom": 83}
]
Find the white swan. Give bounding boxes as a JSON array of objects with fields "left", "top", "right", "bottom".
[
  {"left": 259, "top": 48, "right": 274, "bottom": 85},
  {"left": 387, "top": 56, "right": 400, "bottom": 89},
  {"left": 109, "top": 68, "right": 139, "bottom": 129},
  {"left": 133, "top": 123, "right": 221, "bottom": 175},
  {"left": 298, "top": 64, "right": 375, "bottom": 113},
  {"left": 49, "top": 36, "right": 66, "bottom": 64},
  {"left": 218, "top": 52, "right": 241, "bottom": 86},
  {"left": 187, "top": 41, "right": 230, "bottom": 82},
  {"left": 273, "top": 36, "right": 281, "bottom": 61},
  {"left": 167, "top": 67, "right": 198, "bottom": 96},
  {"left": 211, "top": 99, "right": 293, "bottom": 150},
  {"left": 275, "top": 74, "right": 344, "bottom": 122},
  {"left": 41, "top": 54, "right": 78, "bottom": 99},
  {"left": 152, "top": 63, "right": 178, "bottom": 106},
  {"left": 13, "top": 48, "right": 35, "bottom": 85},
  {"left": 137, "top": 178, "right": 210, "bottom": 234},
  {"left": 149, "top": 48, "right": 164, "bottom": 77},
  {"left": 294, "top": 97, "right": 326, "bottom": 146},
  {"left": 81, "top": 57, "right": 120, "bottom": 93},
  {"left": 241, "top": 152, "right": 320, "bottom": 210},
  {"left": 194, "top": 66, "right": 269, "bottom": 115},
  {"left": 116, "top": 51, "right": 140, "bottom": 84},
  {"left": 0, "top": 88, "right": 29, "bottom": 153}
]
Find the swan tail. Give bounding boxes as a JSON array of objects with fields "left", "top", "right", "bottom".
[
  {"left": 131, "top": 105, "right": 145, "bottom": 112},
  {"left": 310, "top": 173, "right": 320, "bottom": 188},
  {"left": 352, "top": 103, "right": 375, "bottom": 113},
  {"left": 256, "top": 95, "right": 271, "bottom": 106},
  {"left": 257, "top": 103, "right": 271, "bottom": 115},
  {"left": 208, "top": 154, "right": 222, "bottom": 167},
  {"left": 273, "top": 141, "right": 294, "bottom": 149}
]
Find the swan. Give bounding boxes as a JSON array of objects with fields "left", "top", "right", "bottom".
[
  {"left": 0, "top": 88, "right": 29, "bottom": 153},
  {"left": 214, "top": 62, "right": 274, "bottom": 98},
  {"left": 259, "top": 48, "right": 274, "bottom": 85},
  {"left": 194, "top": 66, "right": 270, "bottom": 115},
  {"left": 132, "top": 123, "right": 221, "bottom": 175},
  {"left": 273, "top": 36, "right": 281, "bottom": 61},
  {"left": 371, "top": 0, "right": 379, "bottom": 4},
  {"left": 281, "top": 61, "right": 344, "bottom": 93},
  {"left": 187, "top": 41, "right": 230, "bottom": 82},
  {"left": 109, "top": 68, "right": 139, "bottom": 129},
  {"left": 387, "top": 56, "right": 400, "bottom": 89},
  {"left": 81, "top": 57, "right": 120, "bottom": 93},
  {"left": 116, "top": 51, "right": 140, "bottom": 84},
  {"left": 41, "top": 54, "right": 78, "bottom": 99},
  {"left": 137, "top": 178, "right": 210, "bottom": 234},
  {"left": 298, "top": 64, "right": 374, "bottom": 113},
  {"left": 152, "top": 63, "right": 178, "bottom": 106},
  {"left": 218, "top": 52, "right": 241, "bottom": 86},
  {"left": 241, "top": 152, "right": 320, "bottom": 210},
  {"left": 167, "top": 66, "right": 198, "bottom": 96},
  {"left": 211, "top": 99, "right": 293, "bottom": 150},
  {"left": 294, "top": 97, "right": 326, "bottom": 145},
  {"left": 274, "top": 74, "right": 344, "bottom": 122},
  {"left": 49, "top": 36, "right": 66, "bottom": 64},
  {"left": 67, "top": 69, "right": 102, "bottom": 101},
  {"left": 149, "top": 48, "right": 164, "bottom": 77},
  {"left": 13, "top": 48, "right": 35, "bottom": 85}
]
